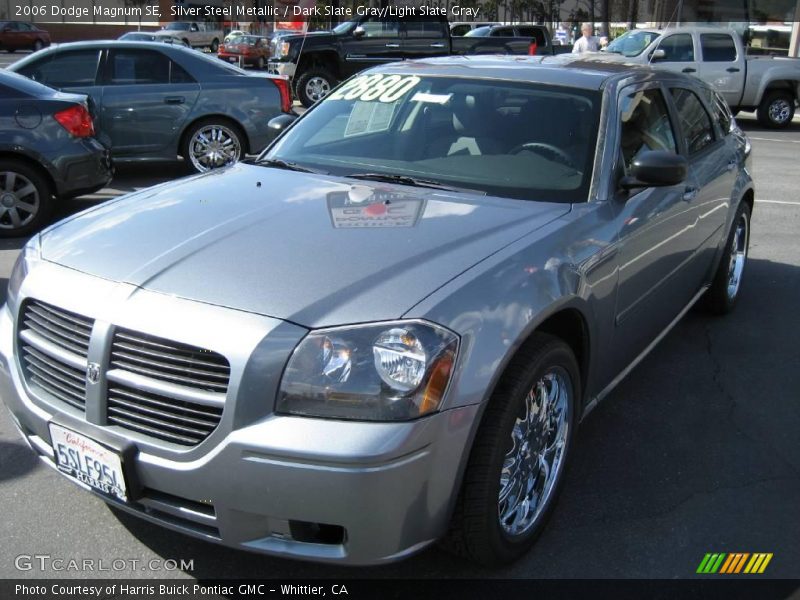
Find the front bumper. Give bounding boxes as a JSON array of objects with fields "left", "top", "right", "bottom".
[
  {"left": 267, "top": 61, "right": 296, "bottom": 78},
  {"left": 0, "top": 263, "right": 477, "bottom": 564}
]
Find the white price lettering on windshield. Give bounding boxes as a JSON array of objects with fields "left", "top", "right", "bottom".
[{"left": 329, "top": 74, "right": 421, "bottom": 103}]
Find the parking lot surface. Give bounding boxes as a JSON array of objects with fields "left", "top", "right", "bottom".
[{"left": 0, "top": 52, "right": 798, "bottom": 579}]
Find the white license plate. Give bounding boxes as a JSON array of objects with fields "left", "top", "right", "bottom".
[
  {"left": 49, "top": 423, "right": 127, "bottom": 502},
  {"left": 228, "top": 57, "right": 238, "bottom": 62}
]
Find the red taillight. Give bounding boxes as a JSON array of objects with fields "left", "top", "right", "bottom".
[
  {"left": 54, "top": 104, "right": 94, "bottom": 138},
  {"left": 272, "top": 76, "right": 292, "bottom": 113},
  {"left": 528, "top": 40, "right": 538, "bottom": 55}
]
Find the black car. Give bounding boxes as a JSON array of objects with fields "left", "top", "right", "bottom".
[{"left": 0, "top": 70, "right": 111, "bottom": 236}]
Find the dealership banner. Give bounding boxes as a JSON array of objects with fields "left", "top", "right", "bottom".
[
  {"left": 3, "top": 0, "right": 799, "bottom": 25},
  {"left": 2, "top": 579, "right": 799, "bottom": 600}
]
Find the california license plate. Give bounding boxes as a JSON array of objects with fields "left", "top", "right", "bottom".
[{"left": 49, "top": 423, "right": 127, "bottom": 502}]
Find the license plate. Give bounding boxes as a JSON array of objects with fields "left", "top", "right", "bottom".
[
  {"left": 49, "top": 423, "right": 127, "bottom": 502},
  {"left": 229, "top": 57, "right": 238, "bottom": 63}
]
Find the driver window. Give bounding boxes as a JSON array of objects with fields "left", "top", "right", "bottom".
[
  {"left": 361, "top": 17, "right": 399, "bottom": 38},
  {"left": 619, "top": 88, "right": 677, "bottom": 172},
  {"left": 655, "top": 34, "right": 694, "bottom": 62}
]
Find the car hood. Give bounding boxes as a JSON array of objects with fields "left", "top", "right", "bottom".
[{"left": 39, "top": 164, "right": 569, "bottom": 327}]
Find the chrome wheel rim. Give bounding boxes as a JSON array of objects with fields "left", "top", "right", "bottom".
[
  {"left": 768, "top": 99, "right": 791, "bottom": 124},
  {"left": 305, "top": 76, "right": 331, "bottom": 102},
  {"left": 0, "top": 171, "right": 40, "bottom": 231},
  {"left": 188, "top": 124, "right": 241, "bottom": 172},
  {"left": 726, "top": 212, "right": 749, "bottom": 301},
  {"left": 498, "top": 368, "right": 571, "bottom": 537}
]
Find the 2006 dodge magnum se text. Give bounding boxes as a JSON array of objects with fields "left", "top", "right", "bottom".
[{"left": 1, "top": 55, "right": 753, "bottom": 566}]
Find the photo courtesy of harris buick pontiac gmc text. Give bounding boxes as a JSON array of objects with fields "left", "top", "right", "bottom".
[{"left": 1, "top": 37, "right": 760, "bottom": 565}]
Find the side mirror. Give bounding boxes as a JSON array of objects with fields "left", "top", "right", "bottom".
[
  {"left": 353, "top": 26, "right": 366, "bottom": 39},
  {"left": 620, "top": 151, "right": 687, "bottom": 189},
  {"left": 650, "top": 48, "right": 666, "bottom": 60},
  {"left": 268, "top": 113, "right": 298, "bottom": 134},
  {"left": 190, "top": 24, "right": 199, "bottom": 32}
]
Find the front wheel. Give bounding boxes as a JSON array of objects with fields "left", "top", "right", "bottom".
[
  {"left": 700, "top": 201, "right": 751, "bottom": 315},
  {"left": 442, "top": 333, "right": 579, "bottom": 566},
  {"left": 757, "top": 91, "right": 795, "bottom": 129},
  {"left": 0, "top": 159, "right": 53, "bottom": 237},
  {"left": 210, "top": 39, "right": 219, "bottom": 53},
  {"left": 182, "top": 120, "right": 244, "bottom": 173},
  {"left": 295, "top": 68, "right": 336, "bottom": 108}
]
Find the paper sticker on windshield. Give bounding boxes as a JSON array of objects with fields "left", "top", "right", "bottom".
[
  {"left": 344, "top": 101, "right": 397, "bottom": 137},
  {"left": 329, "top": 74, "right": 421, "bottom": 103},
  {"left": 411, "top": 92, "right": 452, "bottom": 105}
]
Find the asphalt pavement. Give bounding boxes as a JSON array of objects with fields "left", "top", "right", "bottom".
[{"left": 0, "top": 53, "right": 798, "bottom": 580}]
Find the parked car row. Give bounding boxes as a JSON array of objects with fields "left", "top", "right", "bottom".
[
  {"left": 0, "top": 20, "right": 50, "bottom": 52},
  {"left": 2, "top": 53, "right": 756, "bottom": 568}
]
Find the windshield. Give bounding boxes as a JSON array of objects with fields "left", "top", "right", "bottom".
[
  {"left": 265, "top": 74, "right": 600, "bottom": 202},
  {"left": 465, "top": 26, "right": 492, "bottom": 37},
  {"left": 165, "top": 22, "right": 191, "bottom": 31},
  {"left": 333, "top": 20, "right": 356, "bottom": 35},
  {"left": 605, "top": 30, "right": 660, "bottom": 56}
]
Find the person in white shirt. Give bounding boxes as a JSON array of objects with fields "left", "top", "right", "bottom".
[{"left": 572, "top": 23, "right": 599, "bottom": 53}]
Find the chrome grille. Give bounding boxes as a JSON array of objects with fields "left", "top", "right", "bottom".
[
  {"left": 111, "top": 329, "right": 230, "bottom": 393},
  {"left": 108, "top": 329, "right": 228, "bottom": 446},
  {"left": 18, "top": 300, "right": 92, "bottom": 411},
  {"left": 107, "top": 384, "right": 224, "bottom": 446}
]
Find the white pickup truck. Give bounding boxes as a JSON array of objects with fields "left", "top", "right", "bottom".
[
  {"left": 154, "top": 22, "right": 222, "bottom": 52},
  {"left": 600, "top": 26, "right": 800, "bottom": 128}
]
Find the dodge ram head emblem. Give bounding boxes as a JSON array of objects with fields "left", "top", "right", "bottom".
[{"left": 86, "top": 363, "right": 101, "bottom": 385}]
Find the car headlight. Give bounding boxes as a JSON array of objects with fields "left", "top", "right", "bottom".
[
  {"left": 7, "top": 236, "right": 41, "bottom": 311},
  {"left": 278, "top": 41, "right": 291, "bottom": 58},
  {"left": 277, "top": 320, "right": 458, "bottom": 421}
]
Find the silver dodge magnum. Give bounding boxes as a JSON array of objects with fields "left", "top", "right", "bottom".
[{"left": 1, "top": 56, "right": 753, "bottom": 565}]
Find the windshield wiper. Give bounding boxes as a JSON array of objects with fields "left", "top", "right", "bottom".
[
  {"left": 346, "top": 173, "right": 484, "bottom": 194},
  {"left": 254, "top": 158, "right": 327, "bottom": 174}
]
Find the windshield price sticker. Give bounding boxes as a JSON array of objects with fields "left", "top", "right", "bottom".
[{"left": 329, "top": 74, "right": 421, "bottom": 103}]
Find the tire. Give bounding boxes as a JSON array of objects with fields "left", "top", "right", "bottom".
[
  {"left": 700, "top": 201, "right": 751, "bottom": 315},
  {"left": 181, "top": 118, "right": 244, "bottom": 173},
  {"left": 294, "top": 67, "right": 337, "bottom": 108},
  {"left": 441, "top": 333, "right": 580, "bottom": 566},
  {"left": 210, "top": 38, "right": 219, "bottom": 53},
  {"left": 33, "top": 40, "right": 43, "bottom": 52},
  {"left": 756, "top": 90, "right": 795, "bottom": 129},
  {"left": 0, "top": 159, "right": 53, "bottom": 237},
  {"left": 182, "top": 38, "right": 190, "bottom": 48}
]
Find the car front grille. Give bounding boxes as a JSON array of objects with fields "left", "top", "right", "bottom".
[
  {"left": 18, "top": 300, "right": 93, "bottom": 411},
  {"left": 108, "top": 329, "right": 229, "bottom": 446},
  {"left": 107, "top": 383, "right": 224, "bottom": 446}
]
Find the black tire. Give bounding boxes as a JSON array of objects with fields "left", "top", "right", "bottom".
[
  {"left": 0, "top": 159, "right": 53, "bottom": 237},
  {"left": 441, "top": 333, "right": 580, "bottom": 566},
  {"left": 33, "top": 40, "right": 43, "bottom": 52},
  {"left": 756, "top": 90, "right": 795, "bottom": 129},
  {"left": 210, "top": 38, "right": 219, "bottom": 53},
  {"left": 181, "top": 118, "right": 245, "bottom": 173},
  {"left": 700, "top": 201, "right": 751, "bottom": 315},
  {"left": 294, "top": 67, "right": 337, "bottom": 108},
  {"left": 182, "top": 38, "right": 190, "bottom": 48}
]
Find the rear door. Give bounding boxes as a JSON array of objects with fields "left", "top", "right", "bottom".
[
  {"left": 100, "top": 48, "right": 200, "bottom": 156},
  {"left": 696, "top": 33, "right": 744, "bottom": 106},
  {"left": 651, "top": 32, "right": 699, "bottom": 76},
  {"left": 401, "top": 19, "right": 449, "bottom": 59}
]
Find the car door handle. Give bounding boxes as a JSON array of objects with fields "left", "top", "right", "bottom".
[
  {"left": 682, "top": 67, "right": 696, "bottom": 73},
  {"left": 429, "top": 42, "right": 446, "bottom": 48},
  {"left": 683, "top": 187, "right": 698, "bottom": 201},
  {"left": 385, "top": 43, "right": 400, "bottom": 48},
  {"left": 726, "top": 67, "right": 740, "bottom": 73},
  {"left": 164, "top": 96, "right": 185, "bottom": 105}
]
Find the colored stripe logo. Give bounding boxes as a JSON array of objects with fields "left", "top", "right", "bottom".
[{"left": 697, "top": 553, "right": 773, "bottom": 574}]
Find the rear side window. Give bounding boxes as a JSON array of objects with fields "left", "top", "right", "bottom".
[
  {"left": 619, "top": 87, "right": 677, "bottom": 172},
  {"left": 451, "top": 24, "right": 470, "bottom": 36},
  {"left": 670, "top": 88, "right": 715, "bottom": 154},
  {"left": 108, "top": 49, "right": 170, "bottom": 85},
  {"left": 404, "top": 20, "right": 445, "bottom": 39},
  {"left": 517, "top": 27, "right": 546, "bottom": 45},
  {"left": 492, "top": 27, "right": 515, "bottom": 37},
  {"left": 701, "top": 34, "right": 737, "bottom": 62},
  {"left": 17, "top": 50, "right": 101, "bottom": 88},
  {"left": 656, "top": 34, "right": 694, "bottom": 61}
]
